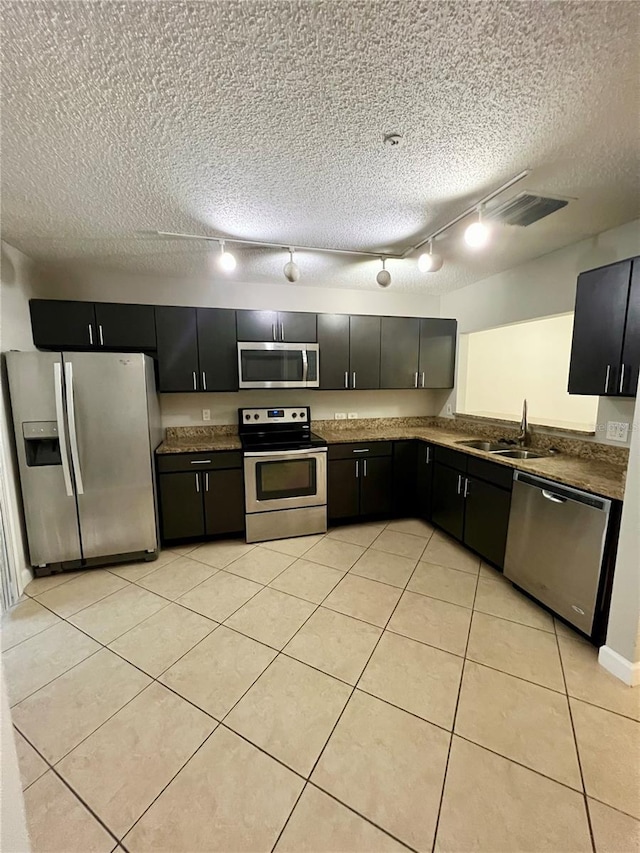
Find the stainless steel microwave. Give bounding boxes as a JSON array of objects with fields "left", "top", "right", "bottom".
[{"left": 237, "top": 342, "right": 320, "bottom": 389}]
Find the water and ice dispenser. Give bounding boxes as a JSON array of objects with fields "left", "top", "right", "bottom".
[{"left": 22, "top": 421, "right": 62, "bottom": 467}]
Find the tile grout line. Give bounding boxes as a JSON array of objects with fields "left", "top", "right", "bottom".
[
  {"left": 554, "top": 628, "right": 598, "bottom": 853},
  {"left": 429, "top": 555, "right": 482, "bottom": 853}
]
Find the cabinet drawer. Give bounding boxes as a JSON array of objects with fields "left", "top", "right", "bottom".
[
  {"left": 467, "top": 456, "right": 514, "bottom": 490},
  {"left": 433, "top": 446, "right": 468, "bottom": 472},
  {"left": 157, "top": 451, "right": 242, "bottom": 473},
  {"left": 328, "top": 441, "right": 393, "bottom": 460}
]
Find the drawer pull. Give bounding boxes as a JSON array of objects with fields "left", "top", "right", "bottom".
[
  {"left": 190, "top": 460, "right": 212, "bottom": 464},
  {"left": 352, "top": 449, "right": 370, "bottom": 453}
]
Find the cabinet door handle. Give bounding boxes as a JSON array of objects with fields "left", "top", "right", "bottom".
[
  {"left": 205, "top": 472, "right": 209, "bottom": 492},
  {"left": 463, "top": 478, "right": 470, "bottom": 498},
  {"left": 98, "top": 325, "right": 104, "bottom": 346},
  {"left": 457, "top": 474, "right": 462, "bottom": 495},
  {"left": 202, "top": 371, "right": 207, "bottom": 391},
  {"left": 619, "top": 364, "right": 625, "bottom": 393},
  {"left": 352, "top": 371, "right": 356, "bottom": 388},
  {"left": 272, "top": 323, "right": 276, "bottom": 341},
  {"left": 192, "top": 371, "right": 197, "bottom": 390},
  {"left": 604, "top": 364, "right": 611, "bottom": 393},
  {"left": 425, "top": 447, "right": 431, "bottom": 464},
  {"left": 344, "top": 371, "right": 348, "bottom": 389},
  {"left": 421, "top": 372, "right": 425, "bottom": 388},
  {"left": 363, "top": 459, "right": 367, "bottom": 477},
  {"left": 88, "top": 324, "right": 93, "bottom": 345},
  {"left": 355, "top": 460, "right": 359, "bottom": 478},
  {"left": 280, "top": 321, "right": 285, "bottom": 341},
  {"left": 414, "top": 372, "right": 418, "bottom": 388},
  {"left": 195, "top": 473, "right": 200, "bottom": 493}
]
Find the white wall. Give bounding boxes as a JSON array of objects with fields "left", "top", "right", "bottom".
[
  {"left": 0, "top": 243, "right": 37, "bottom": 597},
  {"left": 460, "top": 314, "right": 599, "bottom": 431},
  {"left": 441, "top": 218, "right": 640, "bottom": 445}
]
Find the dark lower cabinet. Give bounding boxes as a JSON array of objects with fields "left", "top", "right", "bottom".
[
  {"left": 360, "top": 456, "right": 393, "bottom": 516},
  {"left": 463, "top": 476, "right": 512, "bottom": 568},
  {"left": 327, "top": 459, "right": 360, "bottom": 519},
  {"left": 158, "top": 472, "right": 205, "bottom": 540},
  {"left": 157, "top": 452, "right": 244, "bottom": 541},
  {"left": 432, "top": 463, "right": 465, "bottom": 540},
  {"left": 203, "top": 468, "right": 245, "bottom": 535},
  {"left": 415, "top": 442, "right": 434, "bottom": 519},
  {"left": 393, "top": 442, "right": 418, "bottom": 517}
]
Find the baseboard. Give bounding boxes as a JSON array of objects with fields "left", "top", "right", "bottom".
[
  {"left": 19, "top": 566, "right": 33, "bottom": 596},
  {"left": 598, "top": 645, "right": 640, "bottom": 687}
]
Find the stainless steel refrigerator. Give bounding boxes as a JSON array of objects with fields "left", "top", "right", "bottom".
[{"left": 6, "top": 351, "right": 161, "bottom": 575}]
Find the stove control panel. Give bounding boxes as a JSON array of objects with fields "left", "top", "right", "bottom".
[{"left": 239, "top": 406, "right": 310, "bottom": 425}]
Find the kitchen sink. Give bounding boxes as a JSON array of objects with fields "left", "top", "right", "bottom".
[
  {"left": 456, "top": 439, "right": 508, "bottom": 451},
  {"left": 491, "top": 449, "right": 548, "bottom": 459}
]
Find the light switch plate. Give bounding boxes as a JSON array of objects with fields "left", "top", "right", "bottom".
[
  {"left": 202, "top": 409, "right": 211, "bottom": 422},
  {"left": 348, "top": 412, "right": 358, "bottom": 419},
  {"left": 605, "top": 421, "right": 629, "bottom": 442},
  {"left": 334, "top": 412, "right": 347, "bottom": 420}
]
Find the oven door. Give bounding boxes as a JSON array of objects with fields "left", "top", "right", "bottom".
[
  {"left": 238, "top": 342, "right": 319, "bottom": 389},
  {"left": 244, "top": 449, "right": 327, "bottom": 513}
]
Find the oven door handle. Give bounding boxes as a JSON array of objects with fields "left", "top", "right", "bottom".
[{"left": 244, "top": 448, "right": 327, "bottom": 458}]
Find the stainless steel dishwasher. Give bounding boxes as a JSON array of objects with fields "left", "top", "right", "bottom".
[{"left": 504, "top": 472, "right": 612, "bottom": 635}]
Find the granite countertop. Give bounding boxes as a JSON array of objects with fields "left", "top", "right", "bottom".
[
  {"left": 313, "top": 424, "right": 627, "bottom": 501},
  {"left": 156, "top": 419, "right": 627, "bottom": 501}
]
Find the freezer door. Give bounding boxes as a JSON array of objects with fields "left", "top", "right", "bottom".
[
  {"left": 63, "top": 352, "right": 158, "bottom": 558},
  {"left": 5, "top": 351, "right": 82, "bottom": 565}
]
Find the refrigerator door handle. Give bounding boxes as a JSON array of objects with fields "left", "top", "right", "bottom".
[
  {"left": 54, "top": 362, "right": 74, "bottom": 497},
  {"left": 64, "top": 361, "right": 85, "bottom": 495}
]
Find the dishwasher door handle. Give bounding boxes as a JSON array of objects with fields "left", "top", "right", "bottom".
[{"left": 542, "top": 489, "right": 567, "bottom": 504}]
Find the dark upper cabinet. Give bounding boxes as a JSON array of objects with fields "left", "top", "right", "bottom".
[
  {"left": 432, "top": 462, "right": 466, "bottom": 540},
  {"left": 280, "top": 311, "right": 317, "bottom": 342},
  {"left": 236, "top": 310, "right": 316, "bottom": 342},
  {"left": 94, "top": 303, "right": 156, "bottom": 350},
  {"left": 328, "top": 459, "right": 360, "bottom": 520},
  {"left": 155, "top": 307, "right": 200, "bottom": 392},
  {"left": 415, "top": 442, "right": 435, "bottom": 520},
  {"left": 621, "top": 259, "right": 640, "bottom": 396},
  {"left": 158, "top": 472, "right": 205, "bottom": 540},
  {"left": 360, "top": 455, "right": 393, "bottom": 516},
  {"left": 568, "top": 260, "right": 633, "bottom": 396},
  {"left": 419, "top": 319, "right": 457, "bottom": 388},
  {"left": 318, "top": 314, "right": 350, "bottom": 389},
  {"left": 463, "top": 476, "right": 511, "bottom": 568},
  {"left": 350, "top": 315, "right": 381, "bottom": 389},
  {"left": 393, "top": 441, "right": 418, "bottom": 517},
  {"left": 380, "top": 317, "right": 421, "bottom": 389},
  {"left": 30, "top": 300, "right": 97, "bottom": 350},
  {"left": 203, "top": 467, "right": 244, "bottom": 535},
  {"left": 197, "top": 308, "right": 238, "bottom": 392}
]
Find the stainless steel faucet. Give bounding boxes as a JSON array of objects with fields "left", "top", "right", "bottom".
[{"left": 517, "top": 398, "right": 530, "bottom": 447}]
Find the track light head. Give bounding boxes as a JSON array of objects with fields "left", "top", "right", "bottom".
[
  {"left": 218, "top": 241, "right": 237, "bottom": 272},
  {"left": 464, "top": 207, "right": 491, "bottom": 249},
  {"left": 418, "top": 240, "right": 444, "bottom": 272},
  {"left": 283, "top": 249, "right": 300, "bottom": 282},
  {"left": 376, "top": 258, "right": 391, "bottom": 288}
]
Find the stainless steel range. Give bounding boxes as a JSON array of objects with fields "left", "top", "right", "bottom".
[{"left": 239, "top": 406, "right": 327, "bottom": 544}]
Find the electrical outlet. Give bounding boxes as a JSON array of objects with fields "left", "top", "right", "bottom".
[
  {"left": 445, "top": 403, "right": 453, "bottom": 416},
  {"left": 606, "top": 421, "right": 629, "bottom": 442},
  {"left": 334, "top": 412, "right": 347, "bottom": 420},
  {"left": 348, "top": 412, "right": 358, "bottom": 419},
  {"left": 202, "top": 409, "right": 211, "bottom": 422}
]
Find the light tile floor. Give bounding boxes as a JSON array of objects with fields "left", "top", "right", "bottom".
[{"left": 3, "top": 519, "right": 640, "bottom": 853}]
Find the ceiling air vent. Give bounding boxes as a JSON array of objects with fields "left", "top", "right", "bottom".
[{"left": 487, "top": 192, "right": 570, "bottom": 227}]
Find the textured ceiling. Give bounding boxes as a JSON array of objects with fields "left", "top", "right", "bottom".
[{"left": 1, "top": 0, "right": 639, "bottom": 293}]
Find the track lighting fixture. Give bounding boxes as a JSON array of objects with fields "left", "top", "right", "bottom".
[
  {"left": 283, "top": 248, "right": 300, "bottom": 282},
  {"left": 218, "top": 240, "right": 237, "bottom": 272},
  {"left": 464, "top": 206, "right": 491, "bottom": 249},
  {"left": 376, "top": 258, "right": 391, "bottom": 288},
  {"left": 417, "top": 239, "right": 444, "bottom": 273}
]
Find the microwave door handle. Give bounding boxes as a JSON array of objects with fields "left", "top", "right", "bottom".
[
  {"left": 301, "top": 348, "right": 308, "bottom": 383},
  {"left": 54, "top": 363, "right": 74, "bottom": 497},
  {"left": 64, "top": 361, "right": 84, "bottom": 495}
]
